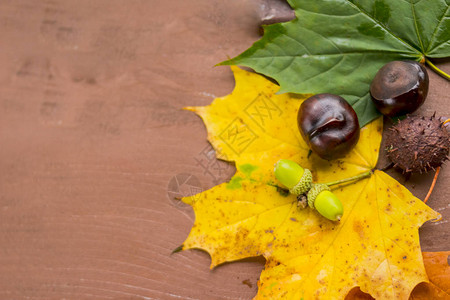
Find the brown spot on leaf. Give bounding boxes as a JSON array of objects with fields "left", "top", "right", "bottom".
[{"left": 353, "top": 220, "right": 365, "bottom": 239}]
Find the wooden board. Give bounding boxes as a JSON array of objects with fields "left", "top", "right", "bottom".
[{"left": 0, "top": 1, "right": 448, "bottom": 299}]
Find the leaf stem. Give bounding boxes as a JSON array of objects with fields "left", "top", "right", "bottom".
[
  {"left": 424, "top": 166, "right": 440, "bottom": 204},
  {"left": 171, "top": 245, "right": 184, "bottom": 254},
  {"left": 425, "top": 58, "right": 450, "bottom": 80},
  {"left": 324, "top": 170, "right": 372, "bottom": 187}
]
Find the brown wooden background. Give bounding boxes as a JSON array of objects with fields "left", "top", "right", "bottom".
[{"left": 0, "top": 1, "right": 448, "bottom": 299}]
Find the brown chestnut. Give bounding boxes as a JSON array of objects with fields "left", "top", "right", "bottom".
[
  {"left": 297, "top": 94, "right": 360, "bottom": 160},
  {"left": 370, "top": 60, "right": 429, "bottom": 117}
]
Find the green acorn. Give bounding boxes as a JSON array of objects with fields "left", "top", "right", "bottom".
[
  {"left": 274, "top": 159, "right": 344, "bottom": 221},
  {"left": 307, "top": 184, "right": 343, "bottom": 221},
  {"left": 274, "top": 159, "right": 312, "bottom": 195}
]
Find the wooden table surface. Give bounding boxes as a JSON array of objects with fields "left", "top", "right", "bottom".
[{"left": 0, "top": 1, "right": 448, "bottom": 299}]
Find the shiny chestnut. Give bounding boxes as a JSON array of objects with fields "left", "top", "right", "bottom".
[
  {"left": 297, "top": 94, "right": 360, "bottom": 160},
  {"left": 370, "top": 60, "right": 429, "bottom": 117}
]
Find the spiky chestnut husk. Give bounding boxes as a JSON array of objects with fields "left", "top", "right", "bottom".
[{"left": 385, "top": 115, "right": 450, "bottom": 173}]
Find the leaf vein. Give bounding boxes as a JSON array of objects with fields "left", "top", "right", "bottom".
[
  {"left": 344, "top": 0, "right": 420, "bottom": 54},
  {"left": 425, "top": 4, "right": 450, "bottom": 53},
  {"left": 199, "top": 202, "right": 292, "bottom": 238},
  {"left": 300, "top": 56, "right": 345, "bottom": 85},
  {"left": 243, "top": 50, "right": 414, "bottom": 60},
  {"left": 294, "top": 178, "right": 370, "bottom": 294},
  {"left": 409, "top": 0, "right": 425, "bottom": 52},
  {"left": 280, "top": 31, "right": 313, "bottom": 55}
]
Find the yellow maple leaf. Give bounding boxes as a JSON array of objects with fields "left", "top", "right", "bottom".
[
  {"left": 347, "top": 252, "right": 450, "bottom": 299},
  {"left": 181, "top": 67, "right": 441, "bottom": 299}
]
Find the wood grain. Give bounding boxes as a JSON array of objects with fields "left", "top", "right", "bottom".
[{"left": 0, "top": 1, "right": 448, "bottom": 299}]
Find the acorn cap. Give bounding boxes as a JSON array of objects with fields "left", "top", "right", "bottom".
[
  {"left": 307, "top": 183, "right": 331, "bottom": 209},
  {"left": 289, "top": 168, "right": 313, "bottom": 195}
]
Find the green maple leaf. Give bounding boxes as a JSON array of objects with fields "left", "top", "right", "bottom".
[{"left": 221, "top": 0, "right": 450, "bottom": 127}]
